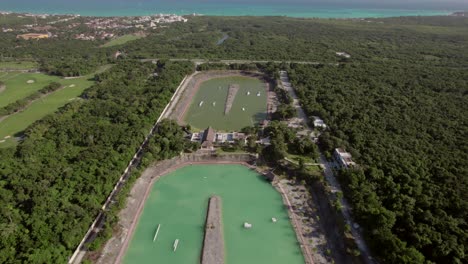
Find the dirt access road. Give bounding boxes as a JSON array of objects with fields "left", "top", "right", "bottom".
[{"left": 279, "top": 71, "right": 375, "bottom": 264}]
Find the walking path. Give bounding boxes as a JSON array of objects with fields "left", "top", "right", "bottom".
[
  {"left": 68, "top": 74, "right": 191, "bottom": 264},
  {"left": 279, "top": 71, "right": 375, "bottom": 264},
  {"left": 201, "top": 196, "right": 225, "bottom": 264}
]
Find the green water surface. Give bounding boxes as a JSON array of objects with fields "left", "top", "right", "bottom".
[
  {"left": 184, "top": 76, "right": 267, "bottom": 131},
  {"left": 124, "top": 164, "right": 304, "bottom": 264}
]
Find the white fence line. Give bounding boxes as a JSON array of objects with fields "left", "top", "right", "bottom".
[{"left": 68, "top": 73, "right": 191, "bottom": 264}]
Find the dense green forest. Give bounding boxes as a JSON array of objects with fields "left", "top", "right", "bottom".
[
  {"left": 0, "top": 14, "right": 467, "bottom": 263},
  {"left": 1, "top": 15, "right": 467, "bottom": 76},
  {"left": 0, "top": 60, "right": 193, "bottom": 262},
  {"left": 288, "top": 63, "right": 468, "bottom": 263}
]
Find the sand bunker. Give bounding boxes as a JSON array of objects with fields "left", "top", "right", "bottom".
[{"left": 26, "top": 80, "right": 35, "bottom": 84}]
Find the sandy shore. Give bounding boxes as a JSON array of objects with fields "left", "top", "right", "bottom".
[{"left": 275, "top": 179, "right": 334, "bottom": 264}]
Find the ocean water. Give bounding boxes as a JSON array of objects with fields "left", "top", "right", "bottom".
[{"left": 0, "top": 0, "right": 462, "bottom": 18}]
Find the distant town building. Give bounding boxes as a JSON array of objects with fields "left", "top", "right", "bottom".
[
  {"left": 16, "top": 33, "right": 49, "bottom": 40},
  {"left": 312, "top": 116, "right": 327, "bottom": 129},
  {"left": 334, "top": 148, "right": 356, "bottom": 168}
]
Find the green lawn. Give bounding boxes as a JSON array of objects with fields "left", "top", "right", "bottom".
[
  {"left": 184, "top": 76, "right": 268, "bottom": 131},
  {"left": 0, "top": 61, "right": 39, "bottom": 70},
  {"left": 0, "top": 72, "right": 63, "bottom": 108},
  {"left": 0, "top": 75, "right": 94, "bottom": 148},
  {"left": 101, "top": 34, "right": 144, "bottom": 47}
]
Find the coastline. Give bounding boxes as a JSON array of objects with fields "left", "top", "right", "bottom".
[{"left": 0, "top": 7, "right": 459, "bottom": 19}]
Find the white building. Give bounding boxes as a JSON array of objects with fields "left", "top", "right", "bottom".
[
  {"left": 334, "top": 148, "right": 356, "bottom": 168},
  {"left": 191, "top": 127, "right": 247, "bottom": 149},
  {"left": 312, "top": 116, "right": 327, "bottom": 129}
]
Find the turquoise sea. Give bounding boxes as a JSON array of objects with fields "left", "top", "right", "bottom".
[{"left": 0, "top": 0, "right": 463, "bottom": 18}]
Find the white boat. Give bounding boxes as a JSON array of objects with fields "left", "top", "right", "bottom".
[
  {"left": 199, "top": 101, "right": 204, "bottom": 107},
  {"left": 247, "top": 91, "right": 250, "bottom": 95},
  {"left": 242, "top": 108, "right": 246, "bottom": 111},
  {"left": 213, "top": 102, "right": 216, "bottom": 106},
  {"left": 257, "top": 92, "right": 261, "bottom": 96},
  {"left": 244, "top": 222, "right": 252, "bottom": 229},
  {"left": 272, "top": 218, "right": 277, "bottom": 223},
  {"left": 173, "top": 239, "right": 179, "bottom": 252},
  {"left": 153, "top": 224, "right": 161, "bottom": 242}
]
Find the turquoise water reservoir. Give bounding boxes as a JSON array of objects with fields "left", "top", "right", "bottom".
[{"left": 124, "top": 164, "right": 304, "bottom": 264}]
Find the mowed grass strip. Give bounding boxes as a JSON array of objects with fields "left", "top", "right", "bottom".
[
  {"left": 184, "top": 76, "right": 267, "bottom": 131},
  {"left": 0, "top": 77, "right": 94, "bottom": 148},
  {"left": 0, "top": 61, "right": 39, "bottom": 70},
  {"left": 0, "top": 72, "right": 61, "bottom": 107},
  {"left": 102, "top": 34, "right": 144, "bottom": 47}
]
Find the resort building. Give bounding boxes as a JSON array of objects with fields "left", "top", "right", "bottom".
[
  {"left": 334, "top": 148, "right": 356, "bottom": 168},
  {"left": 201, "top": 127, "right": 216, "bottom": 150},
  {"left": 191, "top": 127, "right": 247, "bottom": 150},
  {"left": 16, "top": 33, "right": 50, "bottom": 40},
  {"left": 312, "top": 116, "right": 327, "bottom": 129}
]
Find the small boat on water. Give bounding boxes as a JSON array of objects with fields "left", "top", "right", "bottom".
[
  {"left": 247, "top": 91, "right": 250, "bottom": 95},
  {"left": 199, "top": 101, "right": 204, "bottom": 107},
  {"left": 242, "top": 107, "right": 246, "bottom": 111},
  {"left": 213, "top": 102, "right": 216, "bottom": 106},
  {"left": 173, "top": 239, "right": 179, "bottom": 252},
  {"left": 257, "top": 92, "right": 261, "bottom": 96},
  {"left": 153, "top": 224, "right": 161, "bottom": 242}
]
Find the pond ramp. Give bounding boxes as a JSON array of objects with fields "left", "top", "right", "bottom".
[
  {"left": 201, "top": 196, "right": 225, "bottom": 264},
  {"left": 224, "top": 84, "right": 239, "bottom": 115}
]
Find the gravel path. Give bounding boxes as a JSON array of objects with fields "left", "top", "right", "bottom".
[
  {"left": 279, "top": 71, "right": 375, "bottom": 264},
  {"left": 201, "top": 196, "right": 225, "bottom": 264}
]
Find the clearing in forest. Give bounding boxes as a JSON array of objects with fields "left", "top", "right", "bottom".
[
  {"left": 0, "top": 61, "right": 38, "bottom": 70},
  {"left": 0, "top": 74, "right": 95, "bottom": 148},
  {"left": 102, "top": 34, "right": 145, "bottom": 47},
  {"left": 183, "top": 76, "right": 267, "bottom": 131},
  {"left": 0, "top": 72, "right": 61, "bottom": 108}
]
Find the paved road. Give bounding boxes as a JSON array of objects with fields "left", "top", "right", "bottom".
[
  {"left": 141, "top": 58, "right": 330, "bottom": 66},
  {"left": 279, "top": 71, "right": 375, "bottom": 264}
]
